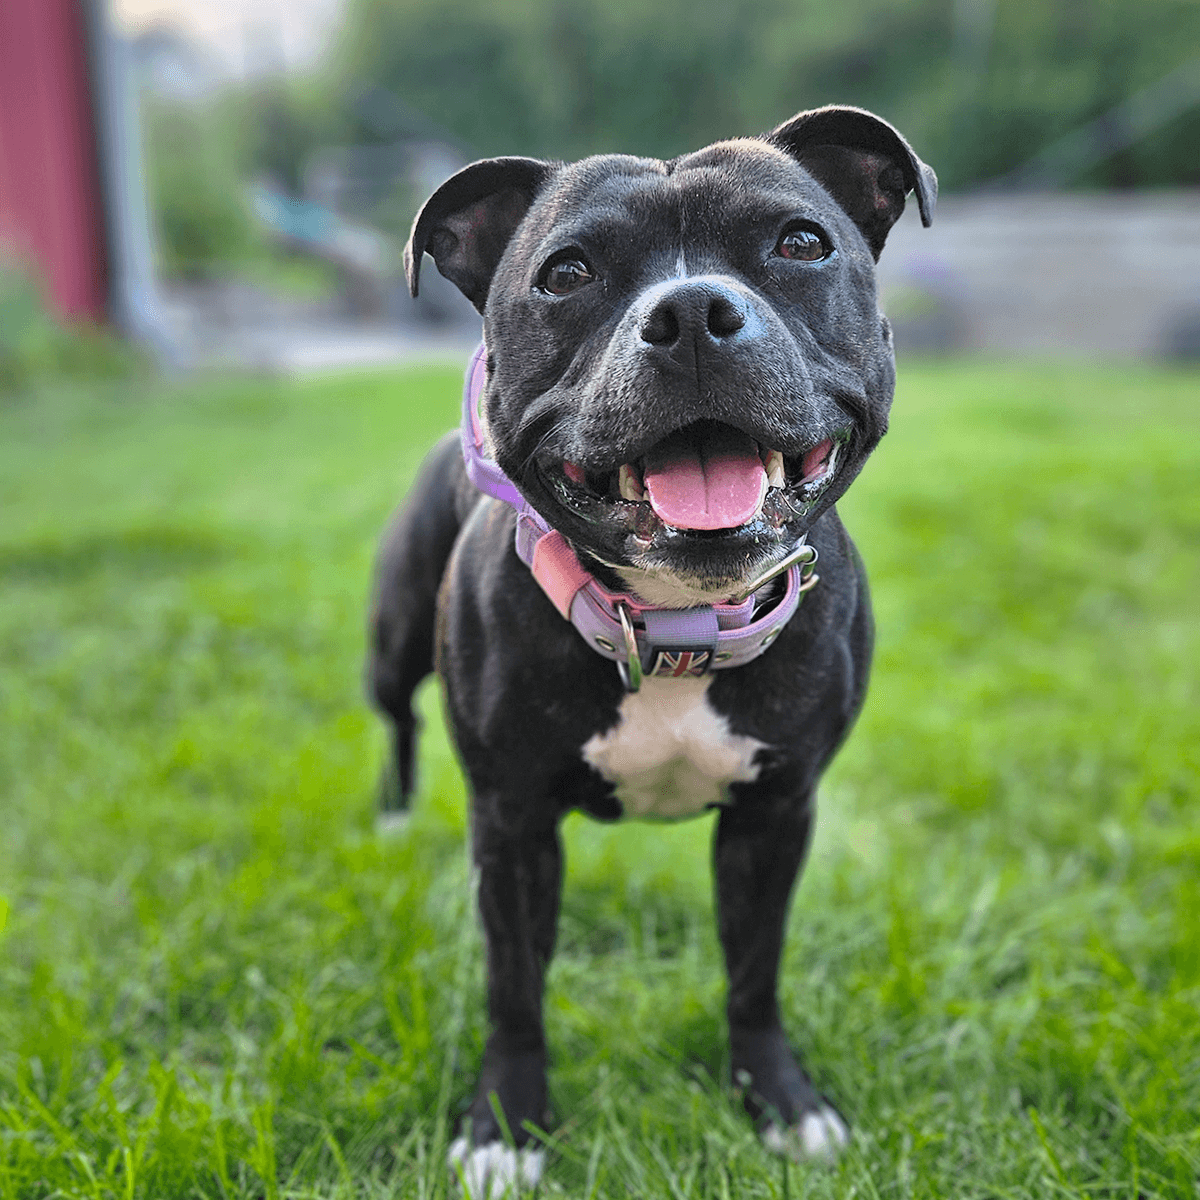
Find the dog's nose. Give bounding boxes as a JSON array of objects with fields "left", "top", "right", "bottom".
[{"left": 639, "top": 280, "right": 748, "bottom": 348}]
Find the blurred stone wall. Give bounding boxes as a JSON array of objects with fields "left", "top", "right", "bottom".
[{"left": 878, "top": 191, "right": 1200, "bottom": 359}]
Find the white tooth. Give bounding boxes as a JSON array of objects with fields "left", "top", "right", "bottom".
[
  {"left": 618, "top": 463, "right": 644, "bottom": 502},
  {"left": 765, "top": 449, "right": 786, "bottom": 489}
]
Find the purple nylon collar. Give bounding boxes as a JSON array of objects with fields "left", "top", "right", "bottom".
[{"left": 460, "top": 344, "right": 817, "bottom": 688}]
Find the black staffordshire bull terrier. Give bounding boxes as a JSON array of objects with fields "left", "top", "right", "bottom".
[{"left": 370, "top": 105, "right": 936, "bottom": 1192}]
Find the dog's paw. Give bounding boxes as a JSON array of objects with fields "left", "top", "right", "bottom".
[
  {"left": 448, "top": 1136, "right": 545, "bottom": 1198},
  {"left": 761, "top": 1105, "right": 849, "bottom": 1163},
  {"left": 374, "top": 809, "right": 411, "bottom": 836}
]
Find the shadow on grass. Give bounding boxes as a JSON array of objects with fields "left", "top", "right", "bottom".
[{"left": 0, "top": 526, "right": 232, "bottom": 583}]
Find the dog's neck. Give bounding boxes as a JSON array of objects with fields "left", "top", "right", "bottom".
[{"left": 615, "top": 568, "right": 773, "bottom": 610}]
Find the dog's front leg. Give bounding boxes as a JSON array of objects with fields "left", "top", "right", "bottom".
[
  {"left": 714, "top": 796, "right": 849, "bottom": 1161},
  {"left": 450, "top": 805, "right": 561, "bottom": 1193}
]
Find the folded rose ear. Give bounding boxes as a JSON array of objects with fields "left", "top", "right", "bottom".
[
  {"left": 767, "top": 106, "right": 937, "bottom": 259},
  {"left": 404, "top": 157, "right": 556, "bottom": 311}
]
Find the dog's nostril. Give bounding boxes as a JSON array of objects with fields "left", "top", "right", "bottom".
[
  {"left": 641, "top": 287, "right": 746, "bottom": 347},
  {"left": 707, "top": 294, "right": 746, "bottom": 339},
  {"left": 641, "top": 303, "right": 680, "bottom": 347}
]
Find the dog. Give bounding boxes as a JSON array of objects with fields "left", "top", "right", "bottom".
[{"left": 369, "top": 105, "right": 936, "bottom": 1192}]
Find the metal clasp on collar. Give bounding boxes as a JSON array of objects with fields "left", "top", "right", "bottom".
[
  {"left": 613, "top": 542, "right": 820, "bottom": 693},
  {"left": 729, "top": 540, "right": 818, "bottom": 603},
  {"left": 617, "top": 603, "right": 643, "bottom": 691}
]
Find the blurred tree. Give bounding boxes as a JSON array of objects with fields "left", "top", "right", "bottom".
[
  {"left": 330, "top": 0, "right": 1200, "bottom": 189},
  {"left": 145, "top": 103, "right": 257, "bottom": 278},
  {"left": 244, "top": 80, "right": 347, "bottom": 196}
]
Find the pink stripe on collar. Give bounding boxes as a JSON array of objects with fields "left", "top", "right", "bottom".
[{"left": 530, "top": 529, "right": 592, "bottom": 619}]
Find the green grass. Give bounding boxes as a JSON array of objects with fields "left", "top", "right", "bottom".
[{"left": 1, "top": 359, "right": 1197, "bottom": 1198}]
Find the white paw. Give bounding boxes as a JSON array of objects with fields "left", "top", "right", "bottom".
[
  {"left": 448, "top": 1136, "right": 545, "bottom": 1197},
  {"left": 761, "top": 1105, "right": 849, "bottom": 1163},
  {"left": 374, "top": 810, "right": 411, "bottom": 835}
]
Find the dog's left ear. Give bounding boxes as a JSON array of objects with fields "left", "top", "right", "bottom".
[
  {"left": 405, "top": 156, "right": 557, "bottom": 312},
  {"left": 768, "top": 106, "right": 936, "bottom": 259}
]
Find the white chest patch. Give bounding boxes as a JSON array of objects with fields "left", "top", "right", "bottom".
[{"left": 582, "top": 676, "right": 767, "bottom": 819}]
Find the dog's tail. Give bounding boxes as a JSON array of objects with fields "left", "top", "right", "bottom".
[{"left": 368, "top": 430, "right": 474, "bottom": 816}]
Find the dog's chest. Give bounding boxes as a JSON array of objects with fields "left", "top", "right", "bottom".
[{"left": 581, "top": 676, "right": 766, "bottom": 819}]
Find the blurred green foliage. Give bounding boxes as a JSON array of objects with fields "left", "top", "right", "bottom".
[
  {"left": 136, "top": 1, "right": 1199, "bottom": 293},
  {"left": 332, "top": 0, "right": 1200, "bottom": 189},
  {"left": 142, "top": 90, "right": 346, "bottom": 289},
  {"left": 0, "top": 267, "right": 142, "bottom": 395},
  {"left": 242, "top": 78, "right": 345, "bottom": 197},
  {"left": 144, "top": 102, "right": 259, "bottom": 278}
]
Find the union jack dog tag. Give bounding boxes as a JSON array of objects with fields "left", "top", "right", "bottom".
[{"left": 650, "top": 649, "right": 712, "bottom": 678}]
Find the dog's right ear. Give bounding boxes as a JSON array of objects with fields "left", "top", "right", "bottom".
[
  {"left": 768, "top": 106, "right": 936, "bottom": 260},
  {"left": 404, "top": 157, "right": 556, "bottom": 312}
]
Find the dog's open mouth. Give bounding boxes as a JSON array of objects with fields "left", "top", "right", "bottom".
[{"left": 548, "top": 420, "right": 844, "bottom": 538}]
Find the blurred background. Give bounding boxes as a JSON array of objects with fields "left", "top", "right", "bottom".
[{"left": 2, "top": 0, "right": 1199, "bottom": 383}]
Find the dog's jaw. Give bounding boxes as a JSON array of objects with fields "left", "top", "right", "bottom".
[
  {"left": 530, "top": 425, "right": 849, "bottom": 603},
  {"left": 613, "top": 567, "right": 757, "bottom": 609},
  {"left": 549, "top": 429, "right": 845, "bottom": 530}
]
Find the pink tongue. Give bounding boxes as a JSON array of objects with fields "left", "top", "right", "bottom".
[{"left": 642, "top": 425, "right": 767, "bottom": 530}]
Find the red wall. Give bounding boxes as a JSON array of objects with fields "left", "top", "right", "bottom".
[{"left": 0, "top": 0, "right": 109, "bottom": 321}]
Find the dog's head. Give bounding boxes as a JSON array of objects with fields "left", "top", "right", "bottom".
[{"left": 405, "top": 106, "right": 936, "bottom": 605}]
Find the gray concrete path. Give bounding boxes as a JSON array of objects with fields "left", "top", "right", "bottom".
[
  {"left": 878, "top": 190, "right": 1200, "bottom": 358},
  {"left": 155, "top": 279, "right": 480, "bottom": 374}
]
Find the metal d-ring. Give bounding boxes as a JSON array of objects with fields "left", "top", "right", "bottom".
[
  {"left": 730, "top": 539, "right": 818, "bottom": 603},
  {"left": 616, "top": 603, "right": 643, "bottom": 692}
]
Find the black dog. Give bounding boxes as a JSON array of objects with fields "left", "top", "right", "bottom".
[{"left": 370, "top": 105, "right": 935, "bottom": 1191}]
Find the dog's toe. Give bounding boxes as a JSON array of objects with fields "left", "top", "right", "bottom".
[
  {"left": 761, "top": 1104, "right": 849, "bottom": 1163},
  {"left": 448, "top": 1136, "right": 545, "bottom": 1197},
  {"left": 374, "top": 809, "right": 411, "bottom": 836}
]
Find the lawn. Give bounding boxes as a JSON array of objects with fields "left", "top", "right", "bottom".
[{"left": 0, "top": 358, "right": 1197, "bottom": 1199}]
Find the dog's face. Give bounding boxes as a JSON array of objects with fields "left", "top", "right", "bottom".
[{"left": 406, "top": 107, "right": 935, "bottom": 603}]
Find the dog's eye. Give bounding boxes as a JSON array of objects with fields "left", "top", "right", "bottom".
[
  {"left": 775, "top": 226, "right": 831, "bottom": 263},
  {"left": 539, "top": 257, "right": 595, "bottom": 296}
]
